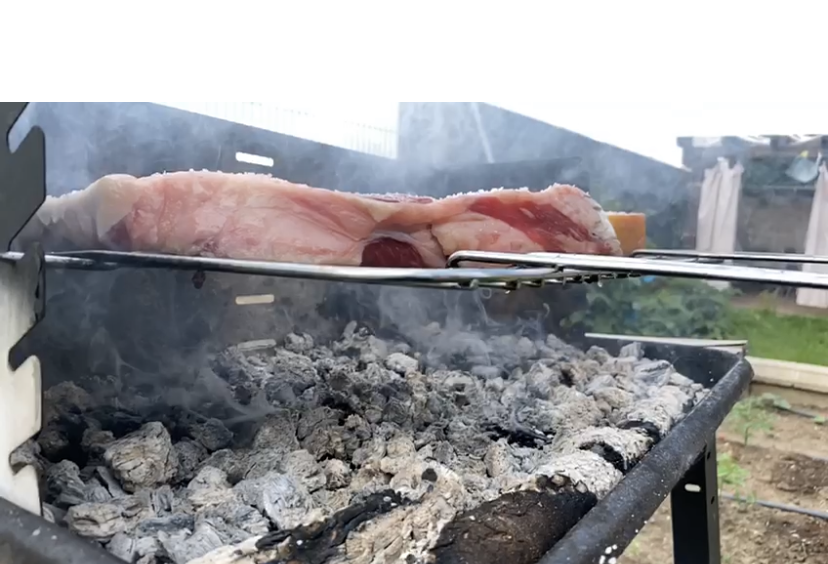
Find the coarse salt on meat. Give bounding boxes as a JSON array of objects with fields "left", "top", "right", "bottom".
[
  {"left": 430, "top": 184, "right": 621, "bottom": 257},
  {"left": 16, "top": 171, "right": 632, "bottom": 267}
]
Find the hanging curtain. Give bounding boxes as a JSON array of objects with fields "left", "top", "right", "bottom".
[
  {"left": 696, "top": 158, "right": 744, "bottom": 289},
  {"left": 796, "top": 163, "right": 828, "bottom": 308}
]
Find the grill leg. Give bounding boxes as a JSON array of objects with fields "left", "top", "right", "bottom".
[{"left": 671, "top": 439, "right": 721, "bottom": 564}]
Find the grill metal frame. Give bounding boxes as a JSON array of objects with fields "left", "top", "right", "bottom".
[
  {"left": 541, "top": 336, "right": 751, "bottom": 564},
  {"left": 0, "top": 102, "right": 121, "bottom": 564},
  {"left": 0, "top": 102, "right": 754, "bottom": 564}
]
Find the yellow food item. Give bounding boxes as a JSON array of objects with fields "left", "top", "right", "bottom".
[{"left": 607, "top": 212, "right": 647, "bottom": 256}]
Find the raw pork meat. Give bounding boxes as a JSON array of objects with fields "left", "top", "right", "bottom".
[{"left": 16, "top": 171, "right": 640, "bottom": 268}]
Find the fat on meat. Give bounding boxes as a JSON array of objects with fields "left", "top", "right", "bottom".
[{"left": 15, "top": 171, "right": 623, "bottom": 267}]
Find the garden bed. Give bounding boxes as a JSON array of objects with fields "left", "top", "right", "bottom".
[{"left": 620, "top": 397, "right": 828, "bottom": 564}]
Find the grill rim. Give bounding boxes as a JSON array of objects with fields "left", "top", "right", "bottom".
[{"left": 0, "top": 494, "right": 123, "bottom": 564}]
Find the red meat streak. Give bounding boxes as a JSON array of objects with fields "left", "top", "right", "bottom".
[
  {"left": 361, "top": 195, "right": 432, "bottom": 267},
  {"left": 469, "top": 197, "right": 617, "bottom": 254},
  {"left": 362, "top": 197, "right": 605, "bottom": 267},
  {"left": 362, "top": 238, "right": 428, "bottom": 268}
]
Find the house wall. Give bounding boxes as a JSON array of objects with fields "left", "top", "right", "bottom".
[
  {"left": 679, "top": 138, "right": 822, "bottom": 254},
  {"left": 398, "top": 103, "right": 692, "bottom": 248},
  {"left": 738, "top": 190, "right": 814, "bottom": 253},
  {"left": 683, "top": 181, "right": 814, "bottom": 254}
]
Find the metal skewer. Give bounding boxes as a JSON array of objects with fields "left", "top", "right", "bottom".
[
  {"left": 631, "top": 249, "right": 828, "bottom": 265},
  {"left": 3, "top": 248, "right": 828, "bottom": 292},
  {"left": 0, "top": 250, "right": 563, "bottom": 291},
  {"left": 447, "top": 250, "right": 828, "bottom": 290}
]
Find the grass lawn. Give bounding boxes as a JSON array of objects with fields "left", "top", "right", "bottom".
[{"left": 728, "top": 307, "right": 828, "bottom": 366}]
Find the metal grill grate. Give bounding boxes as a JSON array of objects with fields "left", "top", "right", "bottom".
[{"left": 3, "top": 248, "right": 828, "bottom": 293}]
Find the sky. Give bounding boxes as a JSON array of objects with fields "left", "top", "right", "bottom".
[
  {"left": 163, "top": 101, "right": 828, "bottom": 170},
  {"left": 166, "top": 92, "right": 828, "bottom": 170},
  {"left": 7, "top": 1, "right": 828, "bottom": 171},
  {"left": 496, "top": 106, "right": 828, "bottom": 169}
]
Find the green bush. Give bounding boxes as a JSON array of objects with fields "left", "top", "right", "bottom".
[
  {"left": 561, "top": 277, "right": 828, "bottom": 365},
  {"left": 562, "top": 278, "right": 737, "bottom": 339}
]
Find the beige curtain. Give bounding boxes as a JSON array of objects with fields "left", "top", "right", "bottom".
[
  {"left": 796, "top": 163, "right": 828, "bottom": 308},
  {"left": 696, "top": 158, "right": 744, "bottom": 289}
]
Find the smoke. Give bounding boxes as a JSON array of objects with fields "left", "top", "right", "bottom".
[
  {"left": 8, "top": 102, "right": 687, "bottom": 424},
  {"left": 19, "top": 261, "right": 579, "bottom": 427},
  {"left": 9, "top": 102, "right": 410, "bottom": 203}
]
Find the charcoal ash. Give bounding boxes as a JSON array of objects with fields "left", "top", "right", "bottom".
[
  {"left": 102, "top": 422, "right": 178, "bottom": 492},
  {"left": 26, "top": 324, "right": 710, "bottom": 564},
  {"left": 252, "top": 490, "right": 411, "bottom": 564},
  {"left": 615, "top": 385, "right": 699, "bottom": 441},
  {"left": 529, "top": 451, "right": 623, "bottom": 498},
  {"left": 553, "top": 426, "right": 653, "bottom": 473}
]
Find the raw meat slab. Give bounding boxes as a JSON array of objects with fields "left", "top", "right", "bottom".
[{"left": 16, "top": 171, "right": 645, "bottom": 267}]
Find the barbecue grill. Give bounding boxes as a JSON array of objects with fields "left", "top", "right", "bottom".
[{"left": 1, "top": 101, "right": 819, "bottom": 564}]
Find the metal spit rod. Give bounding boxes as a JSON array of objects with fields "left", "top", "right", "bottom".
[
  {"left": 0, "top": 250, "right": 562, "bottom": 291},
  {"left": 3, "top": 248, "right": 828, "bottom": 291},
  {"left": 447, "top": 250, "right": 828, "bottom": 290},
  {"left": 631, "top": 249, "right": 828, "bottom": 264}
]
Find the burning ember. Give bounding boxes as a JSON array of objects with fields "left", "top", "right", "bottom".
[{"left": 14, "top": 315, "right": 709, "bottom": 564}]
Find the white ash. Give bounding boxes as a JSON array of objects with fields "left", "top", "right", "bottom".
[
  {"left": 103, "top": 422, "right": 178, "bottom": 492},
  {"left": 529, "top": 451, "right": 623, "bottom": 499},
  {"left": 554, "top": 426, "right": 653, "bottom": 472},
  {"left": 23, "top": 326, "right": 710, "bottom": 564},
  {"left": 65, "top": 492, "right": 155, "bottom": 542},
  {"left": 615, "top": 385, "right": 697, "bottom": 440}
]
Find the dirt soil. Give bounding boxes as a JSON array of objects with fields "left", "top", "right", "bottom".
[{"left": 619, "top": 404, "right": 828, "bottom": 564}]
